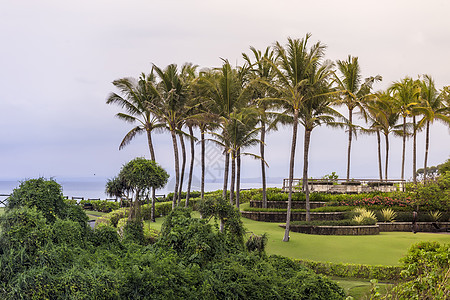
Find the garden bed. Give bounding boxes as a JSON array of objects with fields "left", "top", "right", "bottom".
[
  {"left": 249, "top": 200, "right": 327, "bottom": 210},
  {"left": 240, "top": 211, "right": 345, "bottom": 222},
  {"left": 280, "top": 224, "right": 379, "bottom": 235}
]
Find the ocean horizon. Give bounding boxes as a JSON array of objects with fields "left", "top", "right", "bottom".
[{"left": 0, "top": 177, "right": 283, "bottom": 204}]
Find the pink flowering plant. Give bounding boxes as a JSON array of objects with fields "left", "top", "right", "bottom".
[{"left": 337, "top": 195, "right": 414, "bottom": 211}]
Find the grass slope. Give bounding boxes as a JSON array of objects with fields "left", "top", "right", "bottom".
[{"left": 145, "top": 210, "right": 449, "bottom": 266}]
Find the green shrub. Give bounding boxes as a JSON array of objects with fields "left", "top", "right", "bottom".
[
  {"left": 89, "top": 225, "right": 122, "bottom": 249},
  {"left": 7, "top": 178, "right": 67, "bottom": 222},
  {"left": 379, "top": 208, "right": 397, "bottom": 222},
  {"left": 0, "top": 207, "right": 51, "bottom": 256},
  {"left": 122, "top": 218, "right": 145, "bottom": 245},
  {"left": 52, "top": 219, "right": 85, "bottom": 247},
  {"left": 295, "top": 259, "right": 402, "bottom": 281},
  {"left": 387, "top": 242, "right": 450, "bottom": 299}
]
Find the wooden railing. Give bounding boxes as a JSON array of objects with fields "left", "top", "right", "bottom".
[{"left": 282, "top": 178, "right": 406, "bottom": 193}]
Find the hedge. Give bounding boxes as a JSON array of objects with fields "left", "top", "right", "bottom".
[
  {"left": 295, "top": 259, "right": 403, "bottom": 281},
  {"left": 96, "top": 197, "right": 203, "bottom": 227}
]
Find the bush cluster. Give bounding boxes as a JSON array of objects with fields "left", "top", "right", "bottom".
[
  {"left": 382, "top": 241, "right": 450, "bottom": 299},
  {"left": 0, "top": 179, "right": 346, "bottom": 299}
]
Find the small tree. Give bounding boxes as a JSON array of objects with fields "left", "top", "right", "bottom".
[{"left": 117, "top": 158, "right": 169, "bottom": 221}]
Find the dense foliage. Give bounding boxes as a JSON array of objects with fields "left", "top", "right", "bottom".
[
  {"left": 0, "top": 179, "right": 345, "bottom": 299},
  {"left": 378, "top": 242, "right": 450, "bottom": 299}
]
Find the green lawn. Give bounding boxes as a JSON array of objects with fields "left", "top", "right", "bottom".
[
  {"left": 145, "top": 210, "right": 450, "bottom": 266},
  {"left": 84, "top": 210, "right": 108, "bottom": 221}
]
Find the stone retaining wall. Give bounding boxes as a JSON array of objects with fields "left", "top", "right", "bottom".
[
  {"left": 240, "top": 211, "right": 345, "bottom": 222},
  {"left": 250, "top": 201, "right": 327, "bottom": 210},
  {"left": 377, "top": 222, "right": 450, "bottom": 232},
  {"left": 279, "top": 224, "right": 380, "bottom": 235}
]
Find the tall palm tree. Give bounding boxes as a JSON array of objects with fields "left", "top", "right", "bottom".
[
  {"left": 106, "top": 72, "right": 165, "bottom": 221},
  {"left": 226, "top": 108, "right": 261, "bottom": 207},
  {"left": 365, "top": 92, "right": 400, "bottom": 181},
  {"left": 243, "top": 46, "right": 278, "bottom": 208},
  {"left": 418, "top": 76, "right": 450, "bottom": 180},
  {"left": 149, "top": 64, "right": 190, "bottom": 209},
  {"left": 388, "top": 77, "right": 421, "bottom": 181},
  {"left": 297, "top": 60, "right": 340, "bottom": 222},
  {"left": 196, "top": 61, "right": 249, "bottom": 202},
  {"left": 269, "top": 34, "right": 329, "bottom": 241},
  {"left": 106, "top": 73, "right": 164, "bottom": 159},
  {"left": 334, "top": 55, "right": 381, "bottom": 181}
]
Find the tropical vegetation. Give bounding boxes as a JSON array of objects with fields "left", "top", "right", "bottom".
[{"left": 106, "top": 33, "right": 449, "bottom": 242}]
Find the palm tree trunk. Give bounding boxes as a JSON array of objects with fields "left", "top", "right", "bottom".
[
  {"left": 401, "top": 116, "right": 406, "bottom": 181},
  {"left": 230, "top": 151, "right": 236, "bottom": 206},
  {"left": 377, "top": 130, "right": 383, "bottom": 181},
  {"left": 222, "top": 151, "right": 229, "bottom": 201},
  {"left": 424, "top": 121, "right": 430, "bottom": 181},
  {"left": 236, "top": 148, "right": 241, "bottom": 209},
  {"left": 147, "top": 129, "right": 157, "bottom": 222},
  {"left": 385, "top": 133, "right": 389, "bottom": 182},
  {"left": 170, "top": 130, "right": 180, "bottom": 209},
  {"left": 260, "top": 121, "right": 267, "bottom": 208},
  {"left": 412, "top": 116, "right": 417, "bottom": 184},
  {"left": 178, "top": 132, "right": 186, "bottom": 206},
  {"left": 303, "top": 129, "right": 312, "bottom": 222},
  {"left": 186, "top": 125, "right": 195, "bottom": 207},
  {"left": 283, "top": 109, "right": 298, "bottom": 242},
  {"left": 147, "top": 129, "right": 156, "bottom": 161},
  {"left": 201, "top": 130, "right": 205, "bottom": 200},
  {"left": 346, "top": 108, "right": 353, "bottom": 181}
]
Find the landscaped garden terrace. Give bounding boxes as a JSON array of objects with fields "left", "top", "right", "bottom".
[{"left": 1, "top": 177, "right": 449, "bottom": 299}]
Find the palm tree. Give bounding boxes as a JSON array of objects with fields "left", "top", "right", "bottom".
[
  {"left": 269, "top": 34, "right": 329, "bottom": 241},
  {"left": 365, "top": 92, "right": 400, "bottom": 181},
  {"left": 334, "top": 55, "right": 381, "bottom": 181},
  {"left": 243, "top": 46, "right": 278, "bottom": 208},
  {"left": 106, "top": 73, "right": 164, "bottom": 159},
  {"left": 149, "top": 64, "right": 190, "bottom": 209},
  {"left": 226, "top": 108, "right": 261, "bottom": 208},
  {"left": 418, "top": 76, "right": 450, "bottom": 180},
  {"left": 388, "top": 77, "right": 421, "bottom": 181},
  {"left": 106, "top": 72, "right": 165, "bottom": 221},
  {"left": 196, "top": 61, "right": 249, "bottom": 202},
  {"left": 297, "top": 60, "right": 340, "bottom": 222}
]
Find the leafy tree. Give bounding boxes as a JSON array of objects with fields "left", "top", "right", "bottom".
[
  {"left": 117, "top": 157, "right": 169, "bottom": 221},
  {"left": 438, "top": 158, "right": 450, "bottom": 174}
]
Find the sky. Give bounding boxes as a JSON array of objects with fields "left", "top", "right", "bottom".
[{"left": 1, "top": 0, "right": 449, "bottom": 191}]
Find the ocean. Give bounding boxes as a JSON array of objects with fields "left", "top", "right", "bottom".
[{"left": 0, "top": 178, "right": 282, "bottom": 206}]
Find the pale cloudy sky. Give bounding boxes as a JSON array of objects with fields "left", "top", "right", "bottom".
[{"left": 1, "top": 0, "right": 449, "bottom": 187}]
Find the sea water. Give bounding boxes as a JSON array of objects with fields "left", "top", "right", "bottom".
[{"left": 0, "top": 178, "right": 281, "bottom": 206}]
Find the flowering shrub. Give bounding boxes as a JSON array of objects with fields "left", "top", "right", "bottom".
[{"left": 338, "top": 195, "right": 413, "bottom": 210}]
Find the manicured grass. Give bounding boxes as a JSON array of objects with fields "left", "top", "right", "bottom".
[
  {"left": 243, "top": 215, "right": 450, "bottom": 265},
  {"left": 146, "top": 208, "right": 450, "bottom": 266},
  {"left": 84, "top": 210, "right": 108, "bottom": 221},
  {"left": 334, "top": 277, "right": 393, "bottom": 299}
]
